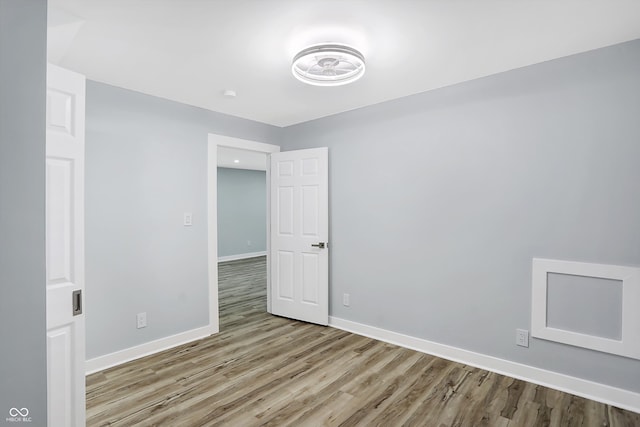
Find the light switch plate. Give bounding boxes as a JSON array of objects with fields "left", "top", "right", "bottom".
[
  {"left": 343, "top": 293, "right": 350, "bottom": 307},
  {"left": 184, "top": 213, "right": 193, "bottom": 226}
]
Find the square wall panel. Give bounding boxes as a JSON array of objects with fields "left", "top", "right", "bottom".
[{"left": 532, "top": 258, "right": 640, "bottom": 360}]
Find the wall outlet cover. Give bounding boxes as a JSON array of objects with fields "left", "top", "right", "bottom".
[
  {"left": 516, "top": 329, "right": 529, "bottom": 347},
  {"left": 137, "top": 312, "right": 147, "bottom": 329}
]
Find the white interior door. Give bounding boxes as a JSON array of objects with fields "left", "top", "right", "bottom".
[
  {"left": 46, "top": 63, "right": 86, "bottom": 427},
  {"left": 270, "top": 148, "right": 329, "bottom": 325}
]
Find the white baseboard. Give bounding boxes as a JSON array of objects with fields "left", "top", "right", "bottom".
[
  {"left": 329, "top": 316, "right": 640, "bottom": 414},
  {"left": 218, "top": 251, "right": 267, "bottom": 262},
  {"left": 85, "top": 325, "right": 215, "bottom": 375}
]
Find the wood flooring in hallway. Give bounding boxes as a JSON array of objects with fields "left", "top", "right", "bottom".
[{"left": 86, "top": 256, "right": 640, "bottom": 426}]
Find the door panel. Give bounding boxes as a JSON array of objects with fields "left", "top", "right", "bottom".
[
  {"left": 302, "top": 253, "right": 319, "bottom": 304},
  {"left": 302, "top": 186, "right": 319, "bottom": 236},
  {"left": 46, "top": 63, "right": 86, "bottom": 427},
  {"left": 46, "top": 158, "right": 73, "bottom": 283},
  {"left": 46, "top": 89, "right": 76, "bottom": 135},
  {"left": 47, "top": 326, "right": 72, "bottom": 425},
  {"left": 277, "top": 186, "right": 294, "bottom": 235},
  {"left": 277, "top": 251, "right": 295, "bottom": 300},
  {"left": 270, "top": 148, "right": 328, "bottom": 325}
]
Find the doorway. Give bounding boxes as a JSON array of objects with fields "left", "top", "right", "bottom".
[
  {"left": 207, "top": 134, "right": 280, "bottom": 333},
  {"left": 217, "top": 148, "right": 267, "bottom": 330}
]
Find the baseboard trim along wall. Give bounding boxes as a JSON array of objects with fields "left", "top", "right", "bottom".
[
  {"left": 85, "top": 325, "right": 215, "bottom": 375},
  {"left": 218, "top": 251, "right": 267, "bottom": 262},
  {"left": 329, "top": 316, "right": 640, "bottom": 414},
  {"left": 84, "top": 312, "right": 639, "bottom": 412}
]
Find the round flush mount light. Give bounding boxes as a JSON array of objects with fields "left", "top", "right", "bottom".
[{"left": 292, "top": 44, "right": 365, "bottom": 86}]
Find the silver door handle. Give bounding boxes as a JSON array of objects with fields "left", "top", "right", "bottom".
[{"left": 311, "top": 242, "right": 326, "bottom": 249}]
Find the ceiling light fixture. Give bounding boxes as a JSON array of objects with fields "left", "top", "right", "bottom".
[{"left": 292, "top": 44, "right": 365, "bottom": 86}]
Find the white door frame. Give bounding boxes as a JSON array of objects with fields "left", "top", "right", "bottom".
[{"left": 207, "top": 134, "right": 280, "bottom": 332}]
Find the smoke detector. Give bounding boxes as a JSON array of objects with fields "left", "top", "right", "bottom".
[{"left": 292, "top": 44, "right": 366, "bottom": 86}]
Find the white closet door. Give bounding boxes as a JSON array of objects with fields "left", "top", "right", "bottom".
[{"left": 46, "top": 63, "right": 86, "bottom": 427}]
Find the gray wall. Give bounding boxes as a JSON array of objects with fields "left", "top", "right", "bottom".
[
  {"left": 217, "top": 168, "right": 267, "bottom": 257},
  {"left": 546, "top": 273, "right": 622, "bottom": 340},
  {"left": 0, "top": 0, "right": 48, "bottom": 424},
  {"left": 85, "top": 81, "right": 280, "bottom": 359},
  {"left": 281, "top": 39, "right": 640, "bottom": 393}
]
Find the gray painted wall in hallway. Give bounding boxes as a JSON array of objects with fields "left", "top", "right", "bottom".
[
  {"left": 217, "top": 168, "right": 267, "bottom": 257},
  {"left": 85, "top": 81, "right": 281, "bottom": 359},
  {"left": 0, "top": 0, "right": 48, "bottom": 424},
  {"left": 281, "top": 40, "right": 640, "bottom": 393}
]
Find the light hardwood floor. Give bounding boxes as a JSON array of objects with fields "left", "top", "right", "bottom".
[{"left": 86, "top": 256, "right": 640, "bottom": 426}]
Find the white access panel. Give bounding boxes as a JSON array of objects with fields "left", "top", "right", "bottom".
[{"left": 531, "top": 258, "right": 640, "bottom": 360}]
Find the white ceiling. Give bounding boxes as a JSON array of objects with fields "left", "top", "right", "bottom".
[
  {"left": 48, "top": 0, "right": 640, "bottom": 127},
  {"left": 217, "top": 146, "right": 266, "bottom": 171}
]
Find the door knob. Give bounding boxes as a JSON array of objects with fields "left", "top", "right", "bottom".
[{"left": 311, "top": 242, "right": 326, "bottom": 249}]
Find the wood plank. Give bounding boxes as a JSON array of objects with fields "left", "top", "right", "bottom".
[{"left": 86, "top": 256, "right": 640, "bottom": 426}]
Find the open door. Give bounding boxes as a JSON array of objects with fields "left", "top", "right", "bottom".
[
  {"left": 270, "top": 148, "right": 329, "bottom": 325},
  {"left": 46, "top": 64, "right": 86, "bottom": 427}
]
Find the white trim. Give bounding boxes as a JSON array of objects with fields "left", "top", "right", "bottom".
[
  {"left": 211, "top": 134, "right": 279, "bottom": 153},
  {"left": 208, "top": 134, "right": 280, "bottom": 328},
  {"left": 207, "top": 139, "right": 220, "bottom": 334},
  {"left": 531, "top": 258, "right": 640, "bottom": 360},
  {"left": 329, "top": 316, "right": 640, "bottom": 414},
  {"left": 85, "top": 325, "right": 214, "bottom": 375},
  {"left": 218, "top": 251, "right": 267, "bottom": 262}
]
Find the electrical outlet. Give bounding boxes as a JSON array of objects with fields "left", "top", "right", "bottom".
[
  {"left": 516, "top": 329, "right": 529, "bottom": 347},
  {"left": 137, "top": 312, "right": 147, "bottom": 329},
  {"left": 343, "top": 293, "right": 350, "bottom": 307},
  {"left": 247, "top": 240, "right": 252, "bottom": 247}
]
